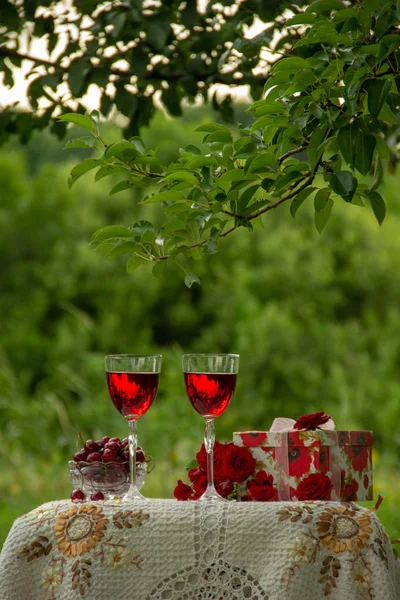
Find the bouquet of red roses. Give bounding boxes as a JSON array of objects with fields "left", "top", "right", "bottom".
[{"left": 174, "top": 441, "right": 278, "bottom": 501}]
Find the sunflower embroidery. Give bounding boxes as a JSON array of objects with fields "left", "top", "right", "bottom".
[
  {"left": 53, "top": 504, "right": 108, "bottom": 558},
  {"left": 316, "top": 506, "right": 373, "bottom": 553}
]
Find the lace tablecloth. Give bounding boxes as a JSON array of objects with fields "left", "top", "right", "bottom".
[{"left": 0, "top": 499, "right": 399, "bottom": 600}]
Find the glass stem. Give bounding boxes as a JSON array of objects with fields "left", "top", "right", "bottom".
[
  {"left": 204, "top": 417, "right": 215, "bottom": 490},
  {"left": 128, "top": 419, "right": 138, "bottom": 489}
]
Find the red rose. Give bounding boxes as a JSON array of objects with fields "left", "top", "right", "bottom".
[
  {"left": 192, "top": 472, "right": 207, "bottom": 499},
  {"left": 196, "top": 441, "right": 226, "bottom": 479},
  {"left": 294, "top": 412, "right": 331, "bottom": 431},
  {"left": 246, "top": 470, "right": 277, "bottom": 501},
  {"left": 223, "top": 443, "right": 256, "bottom": 483},
  {"left": 188, "top": 467, "right": 204, "bottom": 483},
  {"left": 295, "top": 473, "right": 333, "bottom": 500},
  {"left": 174, "top": 480, "right": 193, "bottom": 501},
  {"left": 342, "top": 477, "right": 359, "bottom": 501},
  {"left": 216, "top": 480, "right": 234, "bottom": 499},
  {"left": 288, "top": 446, "right": 312, "bottom": 478}
]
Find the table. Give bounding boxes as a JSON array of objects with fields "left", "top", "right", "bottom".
[{"left": 1, "top": 499, "right": 399, "bottom": 599}]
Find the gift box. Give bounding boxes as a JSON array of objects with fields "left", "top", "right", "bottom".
[{"left": 233, "top": 427, "right": 373, "bottom": 501}]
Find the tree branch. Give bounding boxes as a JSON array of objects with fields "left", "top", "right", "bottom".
[
  {"left": 246, "top": 175, "right": 314, "bottom": 220},
  {"left": 0, "top": 47, "right": 66, "bottom": 70},
  {"left": 278, "top": 144, "right": 308, "bottom": 165}
]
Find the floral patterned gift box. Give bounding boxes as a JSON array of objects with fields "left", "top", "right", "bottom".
[{"left": 233, "top": 413, "right": 373, "bottom": 502}]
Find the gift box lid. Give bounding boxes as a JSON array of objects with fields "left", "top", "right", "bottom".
[{"left": 233, "top": 430, "right": 373, "bottom": 448}]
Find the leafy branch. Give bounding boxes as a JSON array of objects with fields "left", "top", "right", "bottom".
[{"left": 59, "top": 0, "right": 399, "bottom": 286}]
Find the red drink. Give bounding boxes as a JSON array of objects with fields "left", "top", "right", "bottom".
[
  {"left": 106, "top": 372, "right": 159, "bottom": 419},
  {"left": 184, "top": 372, "right": 237, "bottom": 417}
]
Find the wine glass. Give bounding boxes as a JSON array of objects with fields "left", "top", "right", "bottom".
[
  {"left": 105, "top": 354, "right": 161, "bottom": 501},
  {"left": 183, "top": 353, "right": 239, "bottom": 502}
]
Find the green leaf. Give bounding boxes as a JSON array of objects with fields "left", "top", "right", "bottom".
[
  {"left": 247, "top": 102, "right": 288, "bottom": 116},
  {"left": 237, "top": 184, "right": 261, "bottom": 212},
  {"left": 194, "top": 123, "right": 229, "bottom": 133},
  {"left": 95, "top": 165, "right": 127, "bottom": 182},
  {"left": 109, "top": 180, "right": 134, "bottom": 196},
  {"left": 91, "top": 225, "right": 135, "bottom": 247},
  {"left": 367, "top": 79, "right": 392, "bottom": 120},
  {"left": 285, "top": 14, "right": 317, "bottom": 26},
  {"left": 315, "top": 198, "right": 334, "bottom": 233},
  {"left": 248, "top": 153, "right": 275, "bottom": 173},
  {"left": 206, "top": 130, "right": 233, "bottom": 143},
  {"left": 330, "top": 171, "right": 358, "bottom": 202},
  {"left": 126, "top": 136, "right": 143, "bottom": 153},
  {"left": 290, "top": 187, "right": 316, "bottom": 218},
  {"left": 314, "top": 188, "right": 331, "bottom": 211},
  {"left": 141, "top": 191, "right": 186, "bottom": 204},
  {"left": 365, "top": 191, "right": 386, "bottom": 225},
  {"left": 306, "top": 0, "right": 343, "bottom": 13},
  {"left": 377, "top": 103, "right": 399, "bottom": 125},
  {"left": 164, "top": 171, "right": 199, "bottom": 185},
  {"left": 364, "top": 0, "right": 387, "bottom": 12},
  {"left": 108, "top": 242, "right": 143, "bottom": 259},
  {"left": 185, "top": 156, "right": 218, "bottom": 170},
  {"left": 105, "top": 141, "right": 138, "bottom": 158},
  {"left": 59, "top": 113, "right": 96, "bottom": 132},
  {"left": 161, "top": 219, "right": 187, "bottom": 233},
  {"left": 338, "top": 123, "right": 376, "bottom": 175},
  {"left": 64, "top": 136, "right": 97, "bottom": 149},
  {"left": 271, "top": 57, "right": 310, "bottom": 73},
  {"left": 308, "top": 123, "right": 329, "bottom": 170},
  {"left": 263, "top": 126, "right": 280, "bottom": 146},
  {"left": 152, "top": 261, "right": 166, "bottom": 278},
  {"left": 184, "top": 272, "right": 201, "bottom": 288},
  {"left": 218, "top": 170, "right": 258, "bottom": 191},
  {"left": 68, "top": 158, "right": 99, "bottom": 189},
  {"left": 370, "top": 157, "right": 383, "bottom": 192},
  {"left": 374, "top": 136, "right": 390, "bottom": 159},
  {"left": 354, "top": 134, "right": 376, "bottom": 176},
  {"left": 127, "top": 256, "right": 145, "bottom": 273},
  {"left": 337, "top": 123, "right": 357, "bottom": 167}
]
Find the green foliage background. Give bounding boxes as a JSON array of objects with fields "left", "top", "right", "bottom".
[{"left": 1, "top": 108, "right": 400, "bottom": 547}]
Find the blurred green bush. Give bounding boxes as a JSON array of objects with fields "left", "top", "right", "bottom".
[{"left": 1, "top": 109, "right": 399, "bottom": 546}]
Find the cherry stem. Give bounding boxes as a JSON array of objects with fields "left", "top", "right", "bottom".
[{"left": 204, "top": 417, "right": 215, "bottom": 492}]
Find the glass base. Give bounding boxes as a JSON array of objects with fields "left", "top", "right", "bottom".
[
  {"left": 122, "top": 485, "right": 146, "bottom": 501},
  {"left": 197, "top": 485, "right": 229, "bottom": 503}
]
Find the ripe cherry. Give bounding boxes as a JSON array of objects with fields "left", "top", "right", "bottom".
[
  {"left": 86, "top": 452, "right": 102, "bottom": 463},
  {"left": 102, "top": 448, "right": 118, "bottom": 462},
  {"left": 104, "top": 442, "right": 119, "bottom": 453},
  {"left": 71, "top": 489, "right": 85, "bottom": 502},
  {"left": 109, "top": 437, "right": 121, "bottom": 444},
  {"left": 85, "top": 440, "right": 99, "bottom": 453},
  {"left": 73, "top": 449, "right": 88, "bottom": 463},
  {"left": 90, "top": 491, "right": 104, "bottom": 501},
  {"left": 136, "top": 449, "right": 145, "bottom": 463}
]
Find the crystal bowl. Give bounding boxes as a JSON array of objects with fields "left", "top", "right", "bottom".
[{"left": 69, "top": 460, "right": 146, "bottom": 499}]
